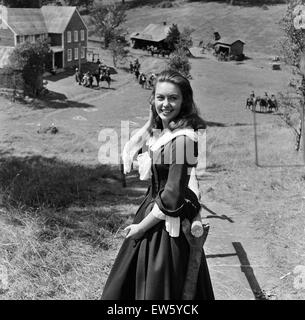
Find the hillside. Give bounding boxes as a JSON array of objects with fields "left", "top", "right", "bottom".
[
  {"left": 124, "top": 1, "right": 286, "bottom": 56},
  {"left": 1, "top": 1, "right": 305, "bottom": 301},
  {"left": 85, "top": 1, "right": 287, "bottom": 56}
]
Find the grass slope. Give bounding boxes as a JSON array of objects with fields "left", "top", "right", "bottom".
[{"left": 1, "top": 1, "right": 304, "bottom": 300}]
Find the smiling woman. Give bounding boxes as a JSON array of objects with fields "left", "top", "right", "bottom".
[
  {"left": 154, "top": 81, "right": 183, "bottom": 126},
  {"left": 101, "top": 69, "right": 214, "bottom": 300}
]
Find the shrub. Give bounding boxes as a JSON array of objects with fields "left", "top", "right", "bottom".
[
  {"left": 158, "top": 1, "right": 173, "bottom": 8},
  {"left": 167, "top": 48, "right": 191, "bottom": 77}
]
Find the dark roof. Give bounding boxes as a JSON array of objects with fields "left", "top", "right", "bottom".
[
  {"left": 41, "top": 6, "right": 77, "bottom": 33},
  {"left": 6, "top": 8, "right": 47, "bottom": 35},
  {"left": 214, "top": 37, "right": 245, "bottom": 46},
  {"left": 130, "top": 23, "right": 171, "bottom": 42},
  {"left": 3, "top": 6, "right": 84, "bottom": 35}
]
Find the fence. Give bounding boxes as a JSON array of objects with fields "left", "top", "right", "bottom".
[{"left": 0, "top": 68, "right": 25, "bottom": 99}]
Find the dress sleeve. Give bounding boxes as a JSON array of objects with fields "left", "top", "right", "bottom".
[{"left": 155, "top": 135, "right": 198, "bottom": 218}]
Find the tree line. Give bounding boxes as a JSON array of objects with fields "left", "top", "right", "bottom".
[
  {"left": 1, "top": 0, "right": 94, "bottom": 9},
  {"left": 187, "top": 0, "right": 286, "bottom": 4}
]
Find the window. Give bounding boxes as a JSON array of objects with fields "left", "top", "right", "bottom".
[
  {"left": 67, "top": 49, "right": 72, "bottom": 61},
  {"left": 74, "top": 47, "right": 78, "bottom": 60},
  {"left": 81, "top": 47, "right": 85, "bottom": 59},
  {"left": 19, "top": 35, "right": 25, "bottom": 44},
  {"left": 67, "top": 31, "right": 71, "bottom": 43},
  {"left": 80, "top": 30, "right": 85, "bottom": 41},
  {"left": 30, "top": 35, "right": 35, "bottom": 44},
  {"left": 74, "top": 30, "right": 78, "bottom": 42}
]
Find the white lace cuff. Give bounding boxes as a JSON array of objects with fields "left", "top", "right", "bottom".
[{"left": 151, "top": 203, "right": 180, "bottom": 237}]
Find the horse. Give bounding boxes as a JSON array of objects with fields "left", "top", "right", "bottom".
[
  {"left": 245, "top": 91, "right": 256, "bottom": 110},
  {"left": 161, "top": 49, "right": 171, "bottom": 58},
  {"left": 268, "top": 95, "right": 278, "bottom": 112},
  {"left": 255, "top": 96, "right": 269, "bottom": 113},
  {"left": 100, "top": 73, "right": 111, "bottom": 88},
  {"left": 93, "top": 69, "right": 101, "bottom": 87},
  {"left": 148, "top": 46, "right": 161, "bottom": 57},
  {"left": 145, "top": 74, "right": 156, "bottom": 89},
  {"left": 246, "top": 97, "right": 255, "bottom": 110},
  {"left": 139, "top": 73, "right": 147, "bottom": 88}
]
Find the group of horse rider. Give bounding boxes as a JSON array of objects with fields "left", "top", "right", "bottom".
[
  {"left": 75, "top": 63, "right": 111, "bottom": 88},
  {"left": 246, "top": 91, "right": 278, "bottom": 112},
  {"left": 138, "top": 72, "right": 157, "bottom": 90},
  {"left": 129, "top": 58, "right": 141, "bottom": 75},
  {"left": 129, "top": 58, "right": 156, "bottom": 89}
]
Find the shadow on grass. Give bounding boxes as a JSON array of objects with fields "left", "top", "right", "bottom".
[
  {"left": 206, "top": 242, "right": 268, "bottom": 299},
  {"left": 201, "top": 203, "right": 234, "bottom": 223},
  {"left": 0, "top": 155, "right": 145, "bottom": 209},
  {"left": 0, "top": 155, "right": 149, "bottom": 248},
  {"left": 191, "top": 56, "right": 208, "bottom": 60},
  {"left": 44, "top": 69, "right": 75, "bottom": 82},
  {"left": 31, "top": 91, "right": 96, "bottom": 110},
  {"left": 206, "top": 121, "right": 251, "bottom": 127},
  {"left": 232, "top": 242, "right": 268, "bottom": 300}
]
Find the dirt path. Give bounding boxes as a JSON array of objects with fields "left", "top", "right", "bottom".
[{"left": 201, "top": 187, "right": 281, "bottom": 300}]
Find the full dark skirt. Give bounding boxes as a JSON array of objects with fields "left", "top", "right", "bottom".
[{"left": 101, "top": 187, "right": 214, "bottom": 300}]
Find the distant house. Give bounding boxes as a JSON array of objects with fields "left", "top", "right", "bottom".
[
  {"left": 213, "top": 37, "right": 245, "bottom": 57},
  {"left": 130, "top": 22, "right": 171, "bottom": 50},
  {"left": 0, "top": 5, "right": 88, "bottom": 70}
]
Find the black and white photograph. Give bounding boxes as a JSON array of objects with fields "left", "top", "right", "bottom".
[{"left": 0, "top": 0, "right": 305, "bottom": 305}]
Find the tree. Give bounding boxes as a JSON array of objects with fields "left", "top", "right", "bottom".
[
  {"left": 109, "top": 37, "right": 129, "bottom": 67},
  {"left": 2, "top": 0, "right": 41, "bottom": 7},
  {"left": 8, "top": 40, "right": 51, "bottom": 97},
  {"left": 279, "top": 0, "right": 305, "bottom": 151},
  {"left": 167, "top": 48, "right": 191, "bottom": 77},
  {"left": 64, "top": 0, "right": 94, "bottom": 9},
  {"left": 177, "top": 27, "right": 194, "bottom": 51},
  {"left": 165, "top": 24, "right": 194, "bottom": 53},
  {"left": 90, "top": 3, "right": 127, "bottom": 49},
  {"left": 165, "top": 24, "right": 181, "bottom": 51}
]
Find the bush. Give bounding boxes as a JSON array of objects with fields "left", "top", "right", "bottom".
[
  {"left": 158, "top": 1, "right": 173, "bottom": 8},
  {"left": 167, "top": 48, "right": 191, "bottom": 77}
]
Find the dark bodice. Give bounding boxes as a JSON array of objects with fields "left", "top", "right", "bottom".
[{"left": 147, "top": 135, "right": 200, "bottom": 221}]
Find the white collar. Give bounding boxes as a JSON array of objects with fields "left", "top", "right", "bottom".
[{"left": 149, "top": 128, "right": 198, "bottom": 152}]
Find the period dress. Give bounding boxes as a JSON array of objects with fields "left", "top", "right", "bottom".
[{"left": 101, "top": 128, "right": 214, "bottom": 300}]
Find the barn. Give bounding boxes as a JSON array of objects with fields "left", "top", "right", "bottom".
[
  {"left": 130, "top": 22, "right": 171, "bottom": 50},
  {"left": 213, "top": 37, "right": 245, "bottom": 58}
]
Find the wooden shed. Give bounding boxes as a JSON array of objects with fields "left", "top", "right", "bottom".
[
  {"left": 130, "top": 22, "right": 171, "bottom": 50},
  {"left": 214, "top": 37, "right": 245, "bottom": 57}
]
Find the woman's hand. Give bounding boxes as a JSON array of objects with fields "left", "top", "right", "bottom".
[{"left": 124, "top": 224, "right": 145, "bottom": 240}]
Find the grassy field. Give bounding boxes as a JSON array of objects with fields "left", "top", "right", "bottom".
[{"left": 1, "top": 1, "right": 305, "bottom": 300}]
